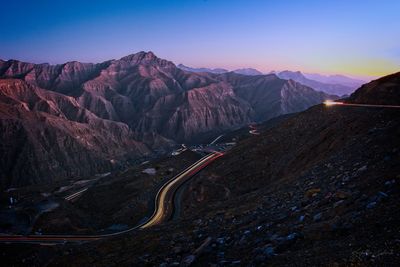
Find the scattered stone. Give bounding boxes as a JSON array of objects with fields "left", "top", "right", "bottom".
[
  {"left": 181, "top": 255, "right": 195, "bottom": 267},
  {"left": 173, "top": 247, "right": 182, "bottom": 254},
  {"left": 305, "top": 188, "right": 321, "bottom": 198},
  {"left": 357, "top": 165, "right": 367, "bottom": 172},
  {"left": 142, "top": 168, "right": 157, "bottom": 175},
  {"left": 378, "top": 191, "right": 388, "bottom": 198},
  {"left": 263, "top": 245, "right": 275, "bottom": 257},
  {"left": 385, "top": 179, "right": 396, "bottom": 186},
  {"left": 334, "top": 191, "right": 351, "bottom": 199},
  {"left": 366, "top": 201, "right": 377, "bottom": 209},
  {"left": 286, "top": 233, "right": 298, "bottom": 241},
  {"left": 313, "top": 212, "right": 323, "bottom": 222},
  {"left": 333, "top": 200, "right": 345, "bottom": 209}
]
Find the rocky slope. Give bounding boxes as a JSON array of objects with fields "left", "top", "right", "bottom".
[
  {"left": 29, "top": 72, "right": 400, "bottom": 266},
  {"left": 0, "top": 52, "right": 335, "bottom": 187},
  {"left": 0, "top": 79, "right": 149, "bottom": 189}
]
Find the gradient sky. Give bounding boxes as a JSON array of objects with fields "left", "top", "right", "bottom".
[{"left": 1, "top": 0, "right": 399, "bottom": 79}]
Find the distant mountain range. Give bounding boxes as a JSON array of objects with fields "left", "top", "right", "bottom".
[
  {"left": 177, "top": 64, "right": 365, "bottom": 96},
  {"left": 177, "top": 64, "right": 228, "bottom": 74},
  {"left": 276, "top": 70, "right": 359, "bottom": 96},
  {"left": 178, "top": 64, "right": 263, "bottom": 76},
  {"left": 303, "top": 73, "right": 366, "bottom": 88},
  {"left": 0, "top": 51, "right": 336, "bottom": 188}
]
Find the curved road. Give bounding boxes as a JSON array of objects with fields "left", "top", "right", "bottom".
[{"left": 0, "top": 152, "right": 223, "bottom": 244}]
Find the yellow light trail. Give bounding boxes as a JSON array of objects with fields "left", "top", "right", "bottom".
[{"left": 323, "top": 100, "right": 400, "bottom": 109}]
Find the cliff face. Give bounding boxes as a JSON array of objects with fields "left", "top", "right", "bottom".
[
  {"left": 0, "top": 52, "right": 336, "bottom": 187},
  {"left": 1, "top": 52, "right": 336, "bottom": 142},
  {"left": 0, "top": 79, "right": 149, "bottom": 188}
]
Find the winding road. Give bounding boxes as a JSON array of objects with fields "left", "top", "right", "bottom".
[{"left": 0, "top": 152, "right": 223, "bottom": 244}]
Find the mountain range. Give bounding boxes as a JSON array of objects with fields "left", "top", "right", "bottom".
[
  {"left": 0, "top": 51, "right": 337, "bottom": 188},
  {"left": 276, "top": 70, "right": 358, "bottom": 96},
  {"left": 7, "top": 70, "right": 398, "bottom": 267},
  {"left": 177, "top": 64, "right": 364, "bottom": 96}
]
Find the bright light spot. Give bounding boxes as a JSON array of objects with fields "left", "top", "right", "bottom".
[{"left": 324, "top": 100, "right": 344, "bottom": 106}]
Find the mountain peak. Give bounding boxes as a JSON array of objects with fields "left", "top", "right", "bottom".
[
  {"left": 120, "top": 51, "right": 157, "bottom": 62},
  {"left": 119, "top": 51, "right": 175, "bottom": 68}
]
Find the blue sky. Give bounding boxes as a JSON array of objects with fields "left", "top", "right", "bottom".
[{"left": 1, "top": 0, "right": 399, "bottom": 78}]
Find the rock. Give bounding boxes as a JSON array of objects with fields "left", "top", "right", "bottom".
[
  {"left": 173, "top": 247, "right": 182, "bottom": 254},
  {"left": 142, "top": 168, "right": 157, "bottom": 175},
  {"left": 385, "top": 179, "right": 396, "bottom": 186},
  {"left": 216, "top": 237, "right": 225, "bottom": 245},
  {"left": 305, "top": 188, "right": 321, "bottom": 198},
  {"left": 286, "top": 233, "right": 298, "bottom": 241},
  {"left": 333, "top": 200, "right": 345, "bottom": 209},
  {"left": 313, "top": 212, "right": 323, "bottom": 222},
  {"left": 181, "top": 255, "right": 195, "bottom": 267},
  {"left": 334, "top": 191, "right": 351, "bottom": 199},
  {"left": 366, "top": 201, "right": 377, "bottom": 209},
  {"left": 357, "top": 165, "right": 368, "bottom": 172},
  {"left": 263, "top": 245, "right": 275, "bottom": 257},
  {"left": 378, "top": 191, "right": 388, "bottom": 198}
]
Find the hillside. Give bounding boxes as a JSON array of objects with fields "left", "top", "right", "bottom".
[{"left": 37, "top": 72, "right": 400, "bottom": 266}]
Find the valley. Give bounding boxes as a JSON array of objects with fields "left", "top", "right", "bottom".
[{"left": 1, "top": 71, "right": 399, "bottom": 266}]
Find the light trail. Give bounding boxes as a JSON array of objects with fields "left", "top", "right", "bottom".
[
  {"left": 323, "top": 100, "right": 400, "bottom": 109},
  {"left": 140, "top": 152, "right": 223, "bottom": 228},
  {"left": 0, "top": 152, "right": 223, "bottom": 244},
  {"left": 64, "top": 187, "right": 88, "bottom": 201}
]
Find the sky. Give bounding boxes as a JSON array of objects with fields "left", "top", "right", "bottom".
[{"left": 1, "top": 0, "right": 399, "bottom": 79}]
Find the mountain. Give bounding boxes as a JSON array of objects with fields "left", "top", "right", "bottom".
[
  {"left": 177, "top": 63, "right": 362, "bottom": 95},
  {"left": 304, "top": 73, "right": 366, "bottom": 88},
  {"left": 177, "top": 64, "right": 228, "bottom": 74},
  {"left": 348, "top": 72, "right": 400, "bottom": 105},
  {"left": 0, "top": 51, "right": 336, "bottom": 188},
  {"left": 33, "top": 72, "right": 400, "bottom": 267},
  {"left": 233, "top": 68, "right": 263, "bottom": 76},
  {"left": 277, "top": 70, "right": 357, "bottom": 96},
  {"left": 0, "top": 79, "right": 149, "bottom": 188}
]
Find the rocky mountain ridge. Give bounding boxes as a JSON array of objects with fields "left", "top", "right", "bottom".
[{"left": 0, "top": 51, "right": 336, "bottom": 187}]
